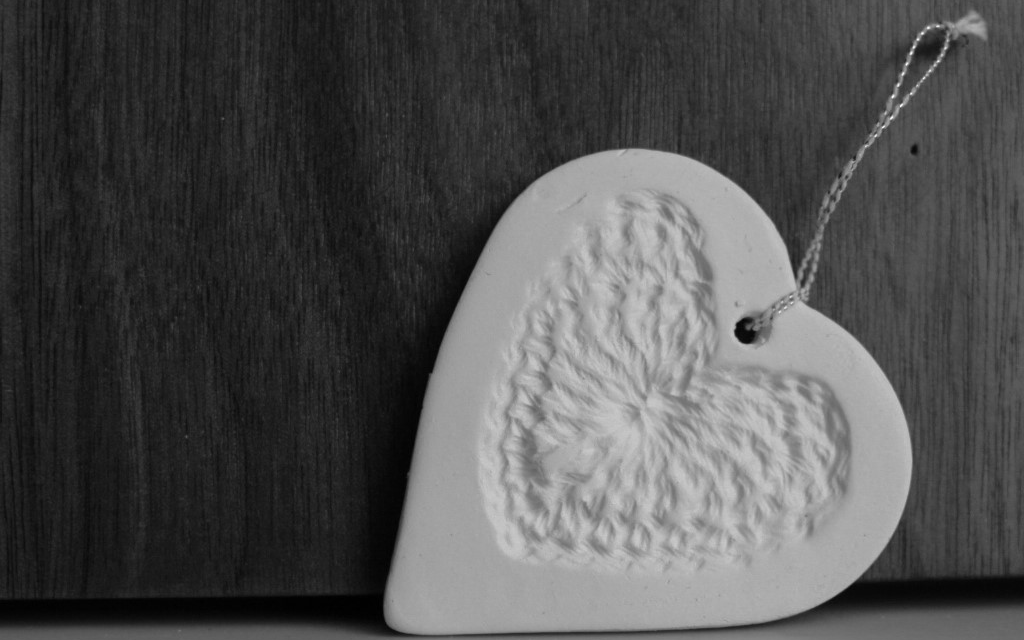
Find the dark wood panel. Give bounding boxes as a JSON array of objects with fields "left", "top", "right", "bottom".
[{"left": 0, "top": 0, "right": 1020, "bottom": 597}]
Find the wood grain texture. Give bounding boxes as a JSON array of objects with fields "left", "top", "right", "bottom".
[{"left": 0, "top": 0, "right": 1020, "bottom": 597}]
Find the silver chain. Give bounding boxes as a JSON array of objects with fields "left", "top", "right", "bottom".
[{"left": 749, "top": 20, "right": 967, "bottom": 334}]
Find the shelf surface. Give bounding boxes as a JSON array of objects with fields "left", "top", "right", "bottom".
[{"left": 1, "top": 581, "right": 1021, "bottom": 640}]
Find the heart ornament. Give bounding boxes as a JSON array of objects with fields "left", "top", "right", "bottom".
[{"left": 385, "top": 150, "right": 910, "bottom": 634}]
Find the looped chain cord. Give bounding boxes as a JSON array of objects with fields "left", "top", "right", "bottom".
[{"left": 748, "top": 11, "right": 987, "bottom": 336}]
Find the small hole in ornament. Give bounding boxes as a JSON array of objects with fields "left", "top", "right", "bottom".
[
  {"left": 910, "top": 143, "right": 919, "bottom": 156},
  {"left": 734, "top": 317, "right": 764, "bottom": 345}
]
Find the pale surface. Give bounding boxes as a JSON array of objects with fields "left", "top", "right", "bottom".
[
  {"left": 385, "top": 151, "right": 912, "bottom": 634},
  {"left": 1, "top": 592, "right": 1024, "bottom": 640}
]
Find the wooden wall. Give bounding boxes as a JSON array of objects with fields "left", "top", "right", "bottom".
[{"left": 0, "top": 0, "right": 1021, "bottom": 597}]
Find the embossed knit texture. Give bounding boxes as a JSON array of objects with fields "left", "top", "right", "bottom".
[{"left": 481, "top": 191, "right": 850, "bottom": 571}]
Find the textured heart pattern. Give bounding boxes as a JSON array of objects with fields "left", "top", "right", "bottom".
[{"left": 481, "top": 191, "right": 851, "bottom": 571}]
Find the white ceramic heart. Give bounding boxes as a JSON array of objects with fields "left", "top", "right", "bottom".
[{"left": 384, "top": 150, "right": 911, "bottom": 635}]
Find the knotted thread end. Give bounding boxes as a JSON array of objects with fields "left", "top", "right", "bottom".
[{"left": 949, "top": 10, "right": 988, "bottom": 43}]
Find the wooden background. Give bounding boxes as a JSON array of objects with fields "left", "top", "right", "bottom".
[{"left": 0, "top": 0, "right": 1021, "bottom": 598}]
